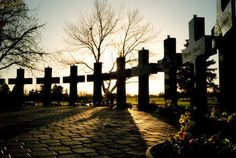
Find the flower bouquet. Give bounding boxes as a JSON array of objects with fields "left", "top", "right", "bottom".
[{"left": 147, "top": 111, "right": 236, "bottom": 158}]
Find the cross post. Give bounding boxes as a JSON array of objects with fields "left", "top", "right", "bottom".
[
  {"left": 87, "top": 62, "right": 103, "bottom": 106},
  {"left": 115, "top": 57, "right": 128, "bottom": 109},
  {"left": 162, "top": 36, "right": 181, "bottom": 107},
  {"left": 138, "top": 49, "right": 149, "bottom": 110}
]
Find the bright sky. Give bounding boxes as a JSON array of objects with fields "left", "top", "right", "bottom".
[{"left": 2, "top": 0, "right": 217, "bottom": 95}]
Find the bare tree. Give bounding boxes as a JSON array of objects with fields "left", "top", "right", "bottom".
[
  {"left": 65, "top": 0, "right": 156, "bottom": 95},
  {"left": 118, "top": 9, "right": 155, "bottom": 58},
  {"left": 102, "top": 8, "right": 156, "bottom": 95},
  {"left": 0, "top": 0, "right": 45, "bottom": 71},
  {"left": 65, "top": 0, "right": 119, "bottom": 63}
]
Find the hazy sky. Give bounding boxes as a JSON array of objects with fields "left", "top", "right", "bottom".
[
  {"left": 25, "top": 0, "right": 216, "bottom": 52},
  {"left": 3, "top": 0, "right": 217, "bottom": 95}
]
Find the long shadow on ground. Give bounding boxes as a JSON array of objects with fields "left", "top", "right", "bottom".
[
  {"left": 0, "top": 105, "right": 149, "bottom": 157},
  {"left": 0, "top": 105, "right": 90, "bottom": 138},
  {"left": 72, "top": 107, "right": 148, "bottom": 157}
]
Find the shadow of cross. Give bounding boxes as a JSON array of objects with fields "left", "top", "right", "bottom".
[
  {"left": 182, "top": 15, "right": 212, "bottom": 114},
  {"left": 36, "top": 67, "right": 60, "bottom": 105},
  {"left": 63, "top": 65, "right": 85, "bottom": 106},
  {"left": 8, "top": 68, "right": 32, "bottom": 105}
]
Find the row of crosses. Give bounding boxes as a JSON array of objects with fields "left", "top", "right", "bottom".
[{"left": 0, "top": 35, "right": 181, "bottom": 110}]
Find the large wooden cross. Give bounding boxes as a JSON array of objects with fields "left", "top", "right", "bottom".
[
  {"left": 63, "top": 65, "right": 85, "bottom": 106},
  {"left": 212, "top": 0, "right": 236, "bottom": 111},
  {"left": 36, "top": 67, "right": 60, "bottom": 105},
  {"left": 131, "top": 48, "right": 160, "bottom": 110},
  {"left": 182, "top": 15, "right": 212, "bottom": 113},
  {"left": 87, "top": 61, "right": 131, "bottom": 108},
  {"left": 101, "top": 57, "right": 131, "bottom": 109},
  {"left": 8, "top": 68, "right": 32, "bottom": 105}
]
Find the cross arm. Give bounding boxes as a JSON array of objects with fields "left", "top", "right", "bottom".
[
  {"left": 36, "top": 77, "right": 60, "bottom": 84},
  {"left": 9, "top": 78, "right": 32, "bottom": 84},
  {"left": 36, "top": 78, "right": 45, "bottom": 84},
  {"left": 131, "top": 63, "right": 159, "bottom": 77},
  {"left": 182, "top": 35, "right": 212, "bottom": 64},
  {"left": 63, "top": 76, "right": 85, "bottom": 83}
]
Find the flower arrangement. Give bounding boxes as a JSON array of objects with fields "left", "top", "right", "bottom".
[{"left": 149, "top": 111, "right": 236, "bottom": 158}]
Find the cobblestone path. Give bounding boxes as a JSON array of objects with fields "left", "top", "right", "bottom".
[{"left": 0, "top": 106, "right": 176, "bottom": 158}]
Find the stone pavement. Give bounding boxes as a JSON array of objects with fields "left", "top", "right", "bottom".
[{"left": 0, "top": 106, "right": 176, "bottom": 158}]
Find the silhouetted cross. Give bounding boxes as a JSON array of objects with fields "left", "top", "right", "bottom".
[
  {"left": 87, "top": 59, "right": 132, "bottom": 108},
  {"left": 36, "top": 67, "right": 60, "bottom": 105},
  {"left": 8, "top": 68, "right": 32, "bottom": 97},
  {"left": 131, "top": 48, "right": 160, "bottom": 110},
  {"left": 63, "top": 65, "right": 85, "bottom": 105},
  {"left": 182, "top": 15, "right": 212, "bottom": 113},
  {"left": 102, "top": 57, "right": 131, "bottom": 109}
]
